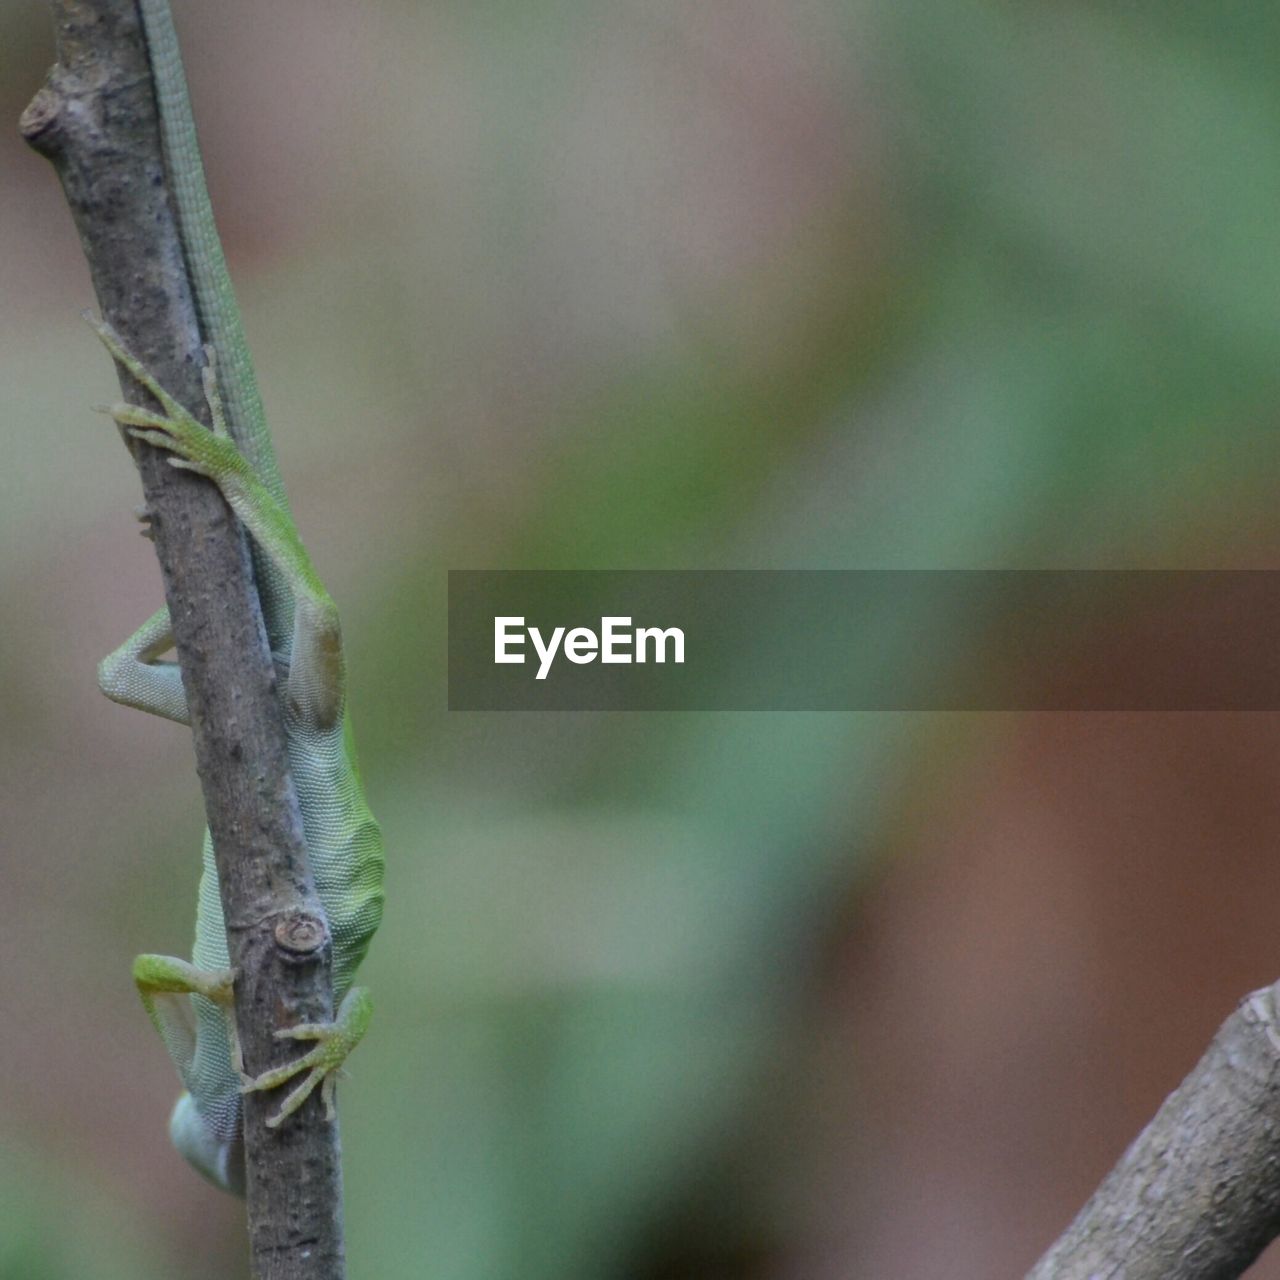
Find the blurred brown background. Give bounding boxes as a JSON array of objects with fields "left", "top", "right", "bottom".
[{"left": 3, "top": 1, "right": 1280, "bottom": 1276}]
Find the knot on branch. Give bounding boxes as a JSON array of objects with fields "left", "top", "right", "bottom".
[
  {"left": 19, "top": 80, "right": 68, "bottom": 156},
  {"left": 274, "top": 912, "right": 329, "bottom": 961}
]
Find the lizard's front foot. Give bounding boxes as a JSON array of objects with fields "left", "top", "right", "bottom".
[
  {"left": 97, "top": 396, "right": 246, "bottom": 483},
  {"left": 240, "top": 986, "right": 372, "bottom": 1128},
  {"left": 89, "top": 316, "right": 245, "bottom": 482}
]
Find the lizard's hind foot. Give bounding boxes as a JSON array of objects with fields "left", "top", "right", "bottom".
[{"left": 240, "top": 986, "right": 373, "bottom": 1128}]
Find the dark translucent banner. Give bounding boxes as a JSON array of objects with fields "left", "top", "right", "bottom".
[{"left": 447, "top": 571, "right": 1280, "bottom": 710}]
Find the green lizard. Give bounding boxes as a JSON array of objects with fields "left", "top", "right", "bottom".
[{"left": 90, "top": 0, "right": 384, "bottom": 1196}]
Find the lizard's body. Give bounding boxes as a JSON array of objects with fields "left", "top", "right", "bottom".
[{"left": 92, "top": 0, "right": 384, "bottom": 1195}]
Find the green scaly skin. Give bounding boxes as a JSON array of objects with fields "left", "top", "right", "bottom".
[{"left": 92, "top": 0, "right": 385, "bottom": 1196}]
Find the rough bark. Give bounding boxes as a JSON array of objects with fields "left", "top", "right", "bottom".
[
  {"left": 1028, "top": 982, "right": 1280, "bottom": 1279},
  {"left": 21, "top": 3, "right": 346, "bottom": 1276}
]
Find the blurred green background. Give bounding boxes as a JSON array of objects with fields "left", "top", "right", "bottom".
[{"left": 4, "top": 1, "right": 1280, "bottom": 1276}]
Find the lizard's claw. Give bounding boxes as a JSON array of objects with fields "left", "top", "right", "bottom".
[{"left": 240, "top": 987, "right": 373, "bottom": 1128}]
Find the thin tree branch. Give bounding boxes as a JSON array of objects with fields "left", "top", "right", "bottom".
[
  {"left": 21, "top": 3, "right": 346, "bottom": 1276},
  {"left": 1028, "top": 981, "right": 1280, "bottom": 1279}
]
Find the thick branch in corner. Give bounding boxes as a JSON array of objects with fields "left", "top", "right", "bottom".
[
  {"left": 1028, "top": 981, "right": 1280, "bottom": 1279},
  {"left": 21, "top": 3, "right": 345, "bottom": 1277}
]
